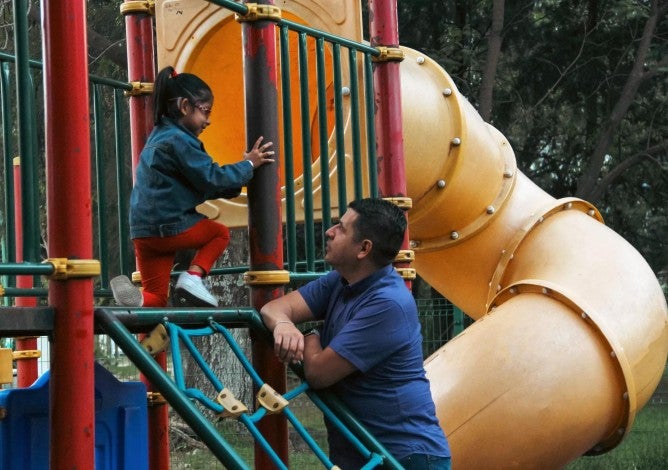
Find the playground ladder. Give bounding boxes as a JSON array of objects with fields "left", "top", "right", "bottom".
[{"left": 95, "top": 307, "right": 403, "bottom": 470}]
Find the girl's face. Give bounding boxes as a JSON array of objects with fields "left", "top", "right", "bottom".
[{"left": 179, "top": 98, "right": 212, "bottom": 136}]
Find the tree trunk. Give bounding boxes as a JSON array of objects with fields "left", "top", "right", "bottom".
[
  {"left": 575, "top": 0, "right": 664, "bottom": 199},
  {"left": 26, "top": 1, "right": 127, "bottom": 69},
  {"left": 178, "top": 229, "right": 254, "bottom": 418},
  {"left": 478, "top": 0, "right": 505, "bottom": 122}
]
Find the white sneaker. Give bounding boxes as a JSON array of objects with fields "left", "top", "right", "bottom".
[
  {"left": 175, "top": 272, "right": 218, "bottom": 307},
  {"left": 110, "top": 275, "right": 143, "bottom": 307}
]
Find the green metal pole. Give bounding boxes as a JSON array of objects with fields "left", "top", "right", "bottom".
[
  {"left": 452, "top": 305, "right": 465, "bottom": 336},
  {"left": 93, "top": 85, "right": 110, "bottom": 286},
  {"left": 0, "top": 62, "right": 15, "bottom": 265},
  {"left": 332, "top": 44, "right": 347, "bottom": 217},
  {"left": 279, "top": 25, "right": 297, "bottom": 272},
  {"left": 315, "top": 38, "right": 332, "bottom": 241},
  {"left": 363, "top": 54, "right": 378, "bottom": 198},
  {"left": 113, "top": 89, "right": 132, "bottom": 276},
  {"left": 12, "top": 0, "right": 39, "bottom": 262},
  {"left": 348, "top": 49, "right": 363, "bottom": 200},
  {"left": 297, "top": 32, "right": 315, "bottom": 271}
]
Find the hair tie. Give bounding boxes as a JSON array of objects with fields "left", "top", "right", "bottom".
[{"left": 171, "top": 69, "right": 178, "bottom": 78}]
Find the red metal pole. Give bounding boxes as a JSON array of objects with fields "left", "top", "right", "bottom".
[
  {"left": 368, "top": 0, "right": 412, "bottom": 285},
  {"left": 42, "top": 1, "right": 96, "bottom": 468},
  {"left": 123, "top": 1, "right": 156, "bottom": 168},
  {"left": 368, "top": 0, "right": 406, "bottom": 199},
  {"left": 121, "top": 3, "right": 170, "bottom": 469},
  {"left": 12, "top": 158, "right": 38, "bottom": 387},
  {"left": 241, "top": 1, "right": 289, "bottom": 467}
]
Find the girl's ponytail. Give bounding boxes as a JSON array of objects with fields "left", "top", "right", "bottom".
[{"left": 152, "top": 66, "right": 176, "bottom": 124}]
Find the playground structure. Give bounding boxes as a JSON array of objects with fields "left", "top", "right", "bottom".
[{"left": 0, "top": 0, "right": 666, "bottom": 469}]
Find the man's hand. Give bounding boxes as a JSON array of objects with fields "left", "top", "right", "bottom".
[
  {"left": 260, "top": 290, "right": 315, "bottom": 363},
  {"left": 272, "top": 321, "right": 304, "bottom": 364}
]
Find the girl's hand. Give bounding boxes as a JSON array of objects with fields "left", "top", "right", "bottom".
[{"left": 244, "top": 136, "right": 275, "bottom": 168}]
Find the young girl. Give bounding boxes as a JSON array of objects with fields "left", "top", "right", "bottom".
[{"left": 111, "top": 66, "right": 274, "bottom": 307}]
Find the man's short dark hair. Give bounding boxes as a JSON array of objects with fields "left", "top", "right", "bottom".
[{"left": 348, "top": 198, "right": 407, "bottom": 266}]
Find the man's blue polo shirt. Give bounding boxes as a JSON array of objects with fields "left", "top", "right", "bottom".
[{"left": 299, "top": 265, "right": 450, "bottom": 462}]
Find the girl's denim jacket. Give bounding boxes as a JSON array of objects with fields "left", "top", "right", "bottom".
[{"left": 129, "top": 117, "right": 254, "bottom": 239}]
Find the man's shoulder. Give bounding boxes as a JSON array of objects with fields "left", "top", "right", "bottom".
[
  {"left": 300, "top": 270, "right": 342, "bottom": 295},
  {"left": 374, "top": 267, "right": 412, "bottom": 295}
]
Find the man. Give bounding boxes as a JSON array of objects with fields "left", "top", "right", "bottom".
[{"left": 261, "top": 198, "right": 451, "bottom": 469}]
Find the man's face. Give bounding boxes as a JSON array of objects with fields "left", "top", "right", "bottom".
[{"left": 324, "top": 209, "right": 362, "bottom": 269}]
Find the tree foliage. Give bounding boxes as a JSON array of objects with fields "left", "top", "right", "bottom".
[
  {"left": 398, "top": 0, "right": 667, "bottom": 276},
  {"left": 1, "top": 0, "right": 665, "bottom": 276}
]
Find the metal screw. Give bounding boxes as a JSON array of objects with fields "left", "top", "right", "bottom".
[
  {"left": 341, "top": 87, "right": 351, "bottom": 96},
  {"left": 442, "top": 88, "right": 452, "bottom": 96},
  {"left": 486, "top": 205, "right": 495, "bottom": 214},
  {"left": 437, "top": 179, "right": 446, "bottom": 189},
  {"left": 450, "top": 231, "right": 459, "bottom": 240},
  {"left": 452, "top": 137, "right": 461, "bottom": 146},
  {"left": 416, "top": 56, "right": 425, "bottom": 64}
]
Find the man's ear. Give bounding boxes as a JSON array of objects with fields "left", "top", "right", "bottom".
[{"left": 357, "top": 239, "right": 372, "bottom": 260}]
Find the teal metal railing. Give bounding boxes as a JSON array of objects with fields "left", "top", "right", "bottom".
[
  {"left": 95, "top": 307, "right": 403, "bottom": 469},
  {"left": 0, "top": 51, "right": 133, "bottom": 297}
]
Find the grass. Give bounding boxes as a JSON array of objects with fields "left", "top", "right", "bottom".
[
  {"left": 566, "top": 403, "right": 667, "bottom": 469},
  {"left": 169, "top": 401, "right": 666, "bottom": 469},
  {"left": 168, "top": 359, "right": 668, "bottom": 469},
  {"left": 92, "top": 329, "right": 668, "bottom": 469},
  {"left": 570, "top": 362, "right": 667, "bottom": 470}
]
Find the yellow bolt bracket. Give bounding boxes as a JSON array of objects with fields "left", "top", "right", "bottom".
[
  {"left": 256, "top": 383, "right": 289, "bottom": 414},
  {"left": 235, "top": 3, "right": 282, "bottom": 23},
  {"left": 140, "top": 324, "right": 169, "bottom": 355},
  {"left": 45, "top": 258, "right": 101, "bottom": 280},
  {"left": 0, "top": 349, "right": 13, "bottom": 385},
  {"left": 216, "top": 388, "right": 249, "bottom": 419}
]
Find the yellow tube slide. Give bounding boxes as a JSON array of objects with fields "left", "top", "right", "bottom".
[{"left": 401, "top": 47, "right": 668, "bottom": 467}]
